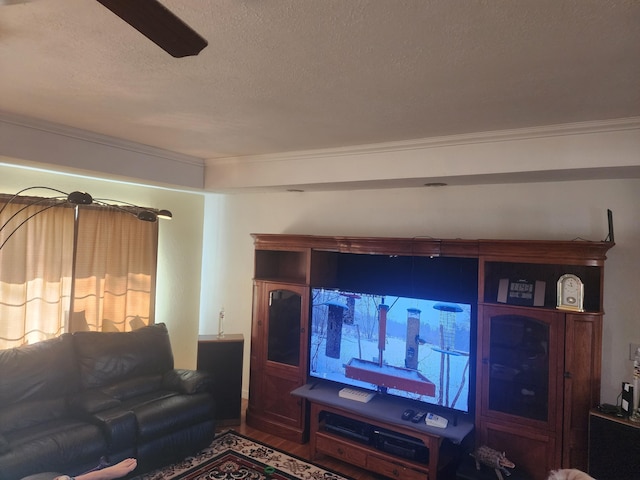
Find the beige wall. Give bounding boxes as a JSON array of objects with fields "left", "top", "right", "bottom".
[
  {"left": 2, "top": 161, "right": 638, "bottom": 408},
  {"left": 0, "top": 162, "right": 205, "bottom": 369},
  {"left": 200, "top": 179, "right": 640, "bottom": 405}
]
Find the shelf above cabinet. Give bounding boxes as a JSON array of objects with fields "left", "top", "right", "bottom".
[
  {"left": 254, "top": 248, "right": 309, "bottom": 284},
  {"left": 482, "top": 261, "right": 604, "bottom": 312}
]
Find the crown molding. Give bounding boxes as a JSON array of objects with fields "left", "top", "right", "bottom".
[
  {"left": 0, "top": 111, "right": 205, "bottom": 168},
  {"left": 206, "top": 117, "right": 640, "bottom": 166}
]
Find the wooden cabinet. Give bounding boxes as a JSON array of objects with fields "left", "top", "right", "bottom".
[
  {"left": 477, "top": 247, "right": 608, "bottom": 478},
  {"left": 562, "top": 314, "right": 602, "bottom": 468},
  {"left": 476, "top": 305, "right": 564, "bottom": 479},
  {"left": 246, "top": 277, "right": 310, "bottom": 442},
  {"left": 247, "top": 234, "right": 612, "bottom": 475},
  {"left": 197, "top": 334, "right": 244, "bottom": 426}
]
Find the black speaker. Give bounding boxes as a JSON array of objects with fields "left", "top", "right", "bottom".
[{"left": 589, "top": 410, "right": 640, "bottom": 480}]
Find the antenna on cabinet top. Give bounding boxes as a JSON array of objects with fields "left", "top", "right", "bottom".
[{"left": 605, "top": 209, "right": 615, "bottom": 243}]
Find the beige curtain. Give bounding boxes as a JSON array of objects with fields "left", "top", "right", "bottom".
[
  {"left": 0, "top": 198, "right": 159, "bottom": 349},
  {"left": 0, "top": 200, "right": 75, "bottom": 347},
  {"left": 72, "top": 206, "right": 158, "bottom": 333}
]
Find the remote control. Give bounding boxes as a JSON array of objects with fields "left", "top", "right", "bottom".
[
  {"left": 410, "top": 410, "right": 427, "bottom": 423},
  {"left": 424, "top": 412, "right": 448, "bottom": 428},
  {"left": 401, "top": 409, "right": 415, "bottom": 420}
]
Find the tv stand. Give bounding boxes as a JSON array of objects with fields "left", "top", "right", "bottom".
[{"left": 293, "top": 382, "right": 474, "bottom": 479}]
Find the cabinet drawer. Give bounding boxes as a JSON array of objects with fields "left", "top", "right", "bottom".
[
  {"left": 367, "top": 454, "right": 428, "bottom": 480},
  {"left": 316, "top": 434, "right": 368, "bottom": 465}
]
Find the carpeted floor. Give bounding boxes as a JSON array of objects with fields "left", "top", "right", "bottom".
[{"left": 131, "top": 430, "right": 354, "bottom": 480}]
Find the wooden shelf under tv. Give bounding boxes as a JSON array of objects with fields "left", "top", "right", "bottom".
[
  {"left": 293, "top": 382, "right": 472, "bottom": 480},
  {"left": 312, "top": 403, "right": 437, "bottom": 480}
]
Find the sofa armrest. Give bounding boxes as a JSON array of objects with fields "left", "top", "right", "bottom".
[
  {"left": 68, "top": 389, "right": 121, "bottom": 414},
  {"left": 162, "top": 369, "right": 214, "bottom": 395},
  {"left": 91, "top": 408, "right": 137, "bottom": 452}
]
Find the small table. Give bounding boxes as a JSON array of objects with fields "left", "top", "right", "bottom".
[
  {"left": 588, "top": 408, "right": 640, "bottom": 479},
  {"left": 197, "top": 334, "right": 244, "bottom": 426}
]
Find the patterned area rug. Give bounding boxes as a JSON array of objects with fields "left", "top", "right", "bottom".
[{"left": 132, "top": 430, "right": 354, "bottom": 480}]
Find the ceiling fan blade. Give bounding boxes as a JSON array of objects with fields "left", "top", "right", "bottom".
[{"left": 96, "top": 0, "right": 208, "bottom": 58}]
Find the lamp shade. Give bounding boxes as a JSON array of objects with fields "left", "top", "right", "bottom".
[
  {"left": 67, "top": 191, "right": 93, "bottom": 205},
  {"left": 157, "top": 209, "right": 172, "bottom": 220},
  {"left": 137, "top": 210, "right": 157, "bottom": 222}
]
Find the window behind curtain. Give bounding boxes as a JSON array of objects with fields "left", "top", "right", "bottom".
[
  {"left": 0, "top": 198, "right": 158, "bottom": 349},
  {"left": 0, "top": 201, "right": 75, "bottom": 346},
  {"left": 72, "top": 206, "right": 158, "bottom": 333}
]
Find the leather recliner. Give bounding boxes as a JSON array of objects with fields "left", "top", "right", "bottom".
[{"left": 0, "top": 323, "right": 215, "bottom": 480}]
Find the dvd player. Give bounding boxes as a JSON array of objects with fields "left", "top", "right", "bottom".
[
  {"left": 323, "top": 412, "right": 373, "bottom": 444},
  {"left": 373, "top": 429, "right": 429, "bottom": 463}
]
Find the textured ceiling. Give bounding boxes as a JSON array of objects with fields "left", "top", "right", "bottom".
[{"left": 0, "top": 0, "right": 639, "bottom": 162}]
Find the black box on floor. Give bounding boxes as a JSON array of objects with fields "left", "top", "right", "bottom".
[{"left": 589, "top": 410, "right": 640, "bottom": 480}]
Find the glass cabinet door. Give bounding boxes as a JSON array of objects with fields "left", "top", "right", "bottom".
[
  {"left": 266, "top": 286, "right": 303, "bottom": 367},
  {"left": 480, "top": 304, "right": 563, "bottom": 428},
  {"left": 248, "top": 281, "right": 309, "bottom": 438},
  {"left": 488, "top": 314, "right": 550, "bottom": 420}
]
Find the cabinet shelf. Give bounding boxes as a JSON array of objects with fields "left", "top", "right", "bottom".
[
  {"left": 312, "top": 404, "right": 439, "bottom": 480},
  {"left": 254, "top": 249, "right": 308, "bottom": 284},
  {"left": 482, "top": 261, "right": 603, "bottom": 312},
  {"left": 315, "top": 430, "right": 430, "bottom": 480}
]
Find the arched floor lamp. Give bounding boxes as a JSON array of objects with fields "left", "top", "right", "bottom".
[{"left": 0, "top": 186, "right": 172, "bottom": 251}]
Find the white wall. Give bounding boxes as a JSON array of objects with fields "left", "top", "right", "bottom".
[
  {"left": 200, "top": 179, "right": 640, "bottom": 404},
  {"left": 0, "top": 162, "right": 205, "bottom": 369},
  {"left": 2, "top": 160, "right": 638, "bottom": 408}
]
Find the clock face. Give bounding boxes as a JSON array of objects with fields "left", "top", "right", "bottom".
[
  {"left": 557, "top": 274, "right": 584, "bottom": 311},
  {"left": 562, "top": 278, "right": 579, "bottom": 304}
]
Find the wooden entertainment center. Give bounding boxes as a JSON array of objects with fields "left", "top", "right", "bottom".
[{"left": 245, "top": 234, "right": 612, "bottom": 480}]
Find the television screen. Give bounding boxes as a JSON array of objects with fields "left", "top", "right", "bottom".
[{"left": 309, "top": 288, "right": 474, "bottom": 414}]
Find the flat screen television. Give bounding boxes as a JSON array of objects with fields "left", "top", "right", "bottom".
[{"left": 309, "top": 287, "right": 474, "bottom": 414}]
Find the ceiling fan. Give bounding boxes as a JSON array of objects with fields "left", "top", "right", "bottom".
[{"left": 96, "top": 0, "right": 208, "bottom": 58}]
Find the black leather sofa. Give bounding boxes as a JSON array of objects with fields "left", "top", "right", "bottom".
[{"left": 0, "top": 323, "right": 215, "bottom": 480}]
